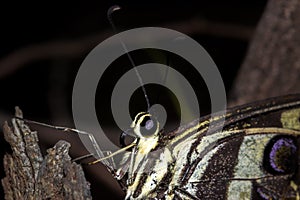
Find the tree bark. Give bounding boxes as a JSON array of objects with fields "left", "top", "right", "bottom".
[
  {"left": 1, "top": 107, "right": 92, "bottom": 200},
  {"left": 229, "top": 0, "right": 300, "bottom": 106}
]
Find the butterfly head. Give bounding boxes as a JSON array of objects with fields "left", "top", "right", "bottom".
[
  {"left": 131, "top": 112, "right": 160, "bottom": 139},
  {"left": 120, "top": 112, "right": 161, "bottom": 148}
]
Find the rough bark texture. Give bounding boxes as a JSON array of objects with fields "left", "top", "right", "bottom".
[
  {"left": 1, "top": 107, "right": 92, "bottom": 200},
  {"left": 229, "top": 0, "right": 300, "bottom": 106}
]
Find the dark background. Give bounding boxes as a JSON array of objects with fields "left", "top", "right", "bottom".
[{"left": 0, "top": 1, "right": 268, "bottom": 199}]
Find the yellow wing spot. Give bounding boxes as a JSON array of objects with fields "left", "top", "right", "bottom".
[
  {"left": 290, "top": 181, "right": 300, "bottom": 200},
  {"left": 281, "top": 108, "right": 300, "bottom": 130},
  {"left": 290, "top": 181, "right": 298, "bottom": 192},
  {"left": 242, "top": 123, "right": 251, "bottom": 128}
]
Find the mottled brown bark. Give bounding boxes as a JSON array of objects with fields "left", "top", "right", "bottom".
[
  {"left": 1, "top": 107, "right": 92, "bottom": 200},
  {"left": 229, "top": 0, "right": 300, "bottom": 106}
]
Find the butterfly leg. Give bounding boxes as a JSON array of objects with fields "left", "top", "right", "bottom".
[
  {"left": 72, "top": 153, "right": 94, "bottom": 162},
  {"left": 14, "top": 117, "right": 115, "bottom": 170},
  {"left": 127, "top": 145, "right": 137, "bottom": 185}
]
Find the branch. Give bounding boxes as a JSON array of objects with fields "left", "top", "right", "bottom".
[
  {"left": 229, "top": 0, "right": 300, "bottom": 106},
  {"left": 1, "top": 107, "right": 92, "bottom": 200}
]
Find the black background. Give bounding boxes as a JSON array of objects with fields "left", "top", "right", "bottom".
[{"left": 0, "top": 1, "right": 268, "bottom": 199}]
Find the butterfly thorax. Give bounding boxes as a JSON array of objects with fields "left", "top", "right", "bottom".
[
  {"left": 125, "top": 142, "right": 174, "bottom": 199},
  {"left": 124, "top": 113, "right": 176, "bottom": 199},
  {"left": 137, "top": 136, "right": 159, "bottom": 155}
]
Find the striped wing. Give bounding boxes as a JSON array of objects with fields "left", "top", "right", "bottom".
[{"left": 123, "top": 94, "right": 300, "bottom": 199}]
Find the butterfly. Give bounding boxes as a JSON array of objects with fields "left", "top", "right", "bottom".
[
  {"left": 11, "top": 93, "right": 300, "bottom": 200},
  {"left": 90, "top": 93, "right": 300, "bottom": 200}
]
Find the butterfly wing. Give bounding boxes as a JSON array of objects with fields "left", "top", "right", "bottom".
[
  {"left": 116, "top": 94, "right": 300, "bottom": 199},
  {"left": 169, "top": 94, "right": 300, "bottom": 199}
]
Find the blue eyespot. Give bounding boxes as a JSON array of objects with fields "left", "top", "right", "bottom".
[{"left": 263, "top": 136, "right": 298, "bottom": 174}]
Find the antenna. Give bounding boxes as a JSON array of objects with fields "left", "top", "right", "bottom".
[{"left": 107, "top": 5, "right": 151, "bottom": 111}]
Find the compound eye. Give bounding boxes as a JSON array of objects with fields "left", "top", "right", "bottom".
[
  {"left": 263, "top": 136, "right": 298, "bottom": 174},
  {"left": 139, "top": 115, "right": 158, "bottom": 137},
  {"left": 141, "top": 116, "right": 154, "bottom": 129}
]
